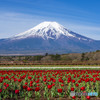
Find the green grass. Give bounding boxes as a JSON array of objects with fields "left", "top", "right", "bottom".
[
  {"left": 0, "top": 68, "right": 100, "bottom": 70},
  {"left": 0, "top": 64, "right": 100, "bottom": 67}
]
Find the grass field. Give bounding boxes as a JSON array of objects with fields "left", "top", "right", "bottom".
[
  {"left": 0, "top": 68, "right": 100, "bottom": 70},
  {"left": 0, "top": 64, "right": 100, "bottom": 67}
]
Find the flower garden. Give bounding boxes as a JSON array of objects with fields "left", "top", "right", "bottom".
[{"left": 0, "top": 69, "right": 100, "bottom": 100}]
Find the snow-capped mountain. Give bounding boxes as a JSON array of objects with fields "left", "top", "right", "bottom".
[
  {"left": 12, "top": 21, "right": 92, "bottom": 41},
  {"left": 0, "top": 21, "right": 100, "bottom": 55},
  {"left": 12, "top": 22, "right": 75, "bottom": 40}
]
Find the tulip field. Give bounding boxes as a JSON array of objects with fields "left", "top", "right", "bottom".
[{"left": 0, "top": 68, "right": 100, "bottom": 100}]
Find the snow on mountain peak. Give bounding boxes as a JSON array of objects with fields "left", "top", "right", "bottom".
[
  {"left": 13, "top": 21, "right": 75, "bottom": 40},
  {"left": 12, "top": 21, "right": 92, "bottom": 41},
  {"left": 33, "top": 21, "right": 62, "bottom": 30}
]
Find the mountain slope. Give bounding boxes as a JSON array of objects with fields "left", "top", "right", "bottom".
[
  {"left": 11, "top": 22, "right": 93, "bottom": 41},
  {"left": 0, "top": 21, "right": 100, "bottom": 55}
]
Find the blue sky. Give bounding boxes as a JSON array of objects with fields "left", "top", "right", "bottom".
[{"left": 0, "top": 0, "right": 100, "bottom": 40}]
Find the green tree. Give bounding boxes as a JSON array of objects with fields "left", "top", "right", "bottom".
[
  {"left": 85, "top": 57, "right": 89, "bottom": 61},
  {"left": 81, "top": 53, "right": 85, "bottom": 61},
  {"left": 96, "top": 50, "right": 100, "bottom": 52},
  {"left": 45, "top": 53, "right": 48, "bottom": 56},
  {"left": 51, "top": 54, "right": 61, "bottom": 60},
  {"left": 34, "top": 55, "right": 44, "bottom": 61}
]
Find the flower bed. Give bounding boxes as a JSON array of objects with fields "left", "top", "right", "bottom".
[{"left": 0, "top": 69, "right": 100, "bottom": 100}]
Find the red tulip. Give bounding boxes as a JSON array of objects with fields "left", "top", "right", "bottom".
[
  {"left": 37, "top": 84, "right": 39, "bottom": 86},
  {"left": 5, "top": 87, "right": 7, "bottom": 89},
  {"left": 15, "top": 90, "right": 19, "bottom": 94},
  {"left": 53, "top": 79, "right": 56, "bottom": 82},
  {"left": 57, "top": 89, "right": 63, "bottom": 93},
  {"left": 30, "top": 81, "right": 33, "bottom": 84},
  {"left": 30, "top": 84, "right": 33, "bottom": 87},
  {"left": 61, "top": 84, "right": 64, "bottom": 86},
  {"left": 35, "top": 87, "right": 40, "bottom": 91},
  {"left": 14, "top": 78, "right": 17, "bottom": 82},
  {"left": 36, "top": 80, "right": 39, "bottom": 83},
  {"left": 76, "top": 83, "right": 79, "bottom": 87},
  {"left": 78, "top": 80, "right": 81, "bottom": 83},
  {"left": 23, "top": 85, "right": 27, "bottom": 89},
  {"left": 43, "top": 78, "right": 47, "bottom": 82},
  {"left": 28, "top": 76, "right": 32, "bottom": 80},
  {"left": 72, "top": 96, "right": 76, "bottom": 99},
  {"left": 71, "top": 87, "right": 74, "bottom": 91},
  {"left": 58, "top": 79, "right": 64, "bottom": 83},
  {"left": 86, "top": 96, "right": 90, "bottom": 99},
  {"left": 8, "top": 78, "right": 11, "bottom": 81},
  {"left": 3, "top": 83, "right": 6, "bottom": 86},
  {"left": 80, "top": 87, "right": 85, "bottom": 91},
  {"left": 44, "top": 82, "right": 47, "bottom": 84},
  {"left": 0, "top": 79, "right": 3, "bottom": 83},
  {"left": 0, "top": 89, "right": 2, "bottom": 92},
  {"left": 52, "top": 83, "right": 55, "bottom": 86},
  {"left": 72, "top": 80, "right": 75, "bottom": 83},
  {"left": 47, "top": 85, "right": 52, "bottom": 89},
  {"left": 6, "top": 84, "right": 9, "bottom": 87},
  {"left": 25, "top": 82, "right": 28, "bottom": 85},
  {"left": 18, "top": 79, "right": 22, "bottom": 82},
  {"left": 27, "top": 87, "right": 31, "bottom": 91},
  {"left": 43, "top": 76, "right": 46, "bottom": 78}
]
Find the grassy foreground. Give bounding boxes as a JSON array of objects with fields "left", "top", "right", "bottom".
[
  {"left": 0, "top": 68, "right": 100, "bottom": 70},
  {"left": 0, "top": 64, "right": 100, "bottom": 67}
]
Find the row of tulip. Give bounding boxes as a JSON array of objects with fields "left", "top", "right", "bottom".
[{"left": 0, "top": 69, "right": 100, "bottom": 100}]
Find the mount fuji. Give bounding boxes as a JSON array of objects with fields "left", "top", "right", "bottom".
[{"left": 0, "top": 21, "right": 100, "bottom": 55}]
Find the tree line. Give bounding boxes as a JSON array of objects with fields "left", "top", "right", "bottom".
[{"left": 0, "top": 50, "right": 100, "bottom": 65}]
